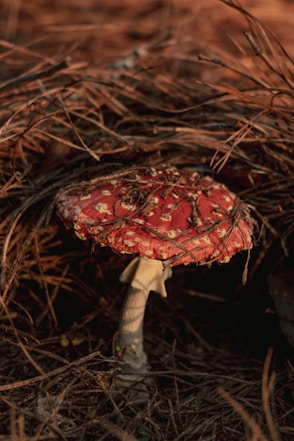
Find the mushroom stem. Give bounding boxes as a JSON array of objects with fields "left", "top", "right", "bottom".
[
  {"left": 114, "top": 286, "right": 150, "bottom": 377},
  {"left": 114, "top": 257, "right": 172, "bottom": 383}
]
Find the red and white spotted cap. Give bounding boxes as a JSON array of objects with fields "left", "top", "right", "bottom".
[{"left": 55, "top": 167, "right": 254, "bottom": 267}]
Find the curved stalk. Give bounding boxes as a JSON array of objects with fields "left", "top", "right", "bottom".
[
  {"left": 114, "top": 256, "right": 172, "bottom": 384},
  {"left": 114, "top": 286, "right": 150, "bottom": 380}
]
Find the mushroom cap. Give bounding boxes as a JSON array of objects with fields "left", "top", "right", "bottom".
[{"left": 55, "top": 167, "right": 253, "bottom": 267}]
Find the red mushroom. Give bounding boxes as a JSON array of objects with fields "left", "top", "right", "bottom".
[{"left": 55, "top": 166, "right": 253, "bottom": 382}]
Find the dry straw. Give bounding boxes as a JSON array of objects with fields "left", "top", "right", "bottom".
[{"left": 0, "top": 0, "right": 293, "bottom": 439}]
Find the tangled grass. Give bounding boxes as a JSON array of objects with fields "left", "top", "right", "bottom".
[{"left": 0, "top": 0, "right": 293, "bottom": 439}]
